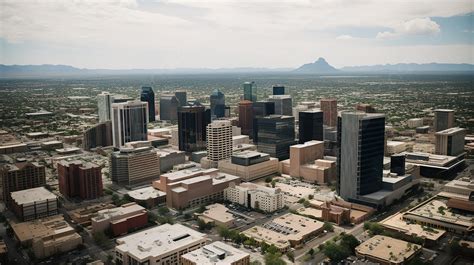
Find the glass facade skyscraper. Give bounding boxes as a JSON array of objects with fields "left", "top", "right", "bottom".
[
  {"left": 178, "top": 103, "right": 211, "bottom": 152},
  {"left": 243, "top": 81, "right": 256, "bottom": 102},
  {"left": 159, "top": 94, "right": 179, "bottom": 121},
  {"left": 210, "top": 89, "right": 225, "bottom": 118},
  {"left": 252, "top": 101, "right": 275, "bottom": 142},
  {"left": 140, "top": 86, "right": 155, "bottom": 122},
  {"left": 337, "top": 112, "right": 385, "bottom": 201},
  {"left": 272, "top": 85, "right": 285, "bottom": 95},
  {"left": 256, "top": 115, "right": 296, "bottom": 160},
  {"left": 111, "top": 101, "right": 148, "bottom": 148},
  {"left": 298, "top": 110, "right": 323, "bottom": 144}
]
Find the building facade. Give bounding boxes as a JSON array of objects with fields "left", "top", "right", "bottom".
[
  {"left": 57, "top": 160, "right": 103, "bottom": 200},
  {"left": 224, "top": 183, "right": 284, "bottom": 212},
  {"left": 434, "top": 109, "right": 454, "bottom": 132},
  {"left": 111, "top": 101, "right": 148, "bottom": 148},
  {"left": 337, "top": 112, "right": 385, "bottom": 201},
  {"left": 268, "top": 95, "right": 292, "bottom": 116},
  {"left": 256, "top": 115, "right": 296, "bottom": 160},
  {"left": 243, "top": 81, "right": 256, "bottom": 102},
  {"left": 82, "top": 121, "right": 113, "bottom": 150},
  {"left": 210, "top": 89, "right": 226, "bottom": 118},
  {"left": 272, "top": 85, "right": 285, "bottom": 95},
  {"left": 10, "top": 187, "right": 59, "bottom": 221},
  {"left": 159, "top": 94, "right": 180, "bottom": 121},
  {"left": 0, "top": 162, "right": 46, "bottom": 205},
  {"left": 298, "top": 110, "right": 324, "bottom": 143},
  {"left": 91, "top": 202, "right": 148, "bottom": 237},
  {"left": 238, "top": 100, "right": 254, "bottom": 137},
  {"left": 320, "top": 98, "right": 337, "bottom": 127},
  {"left": 435, "top": 127, "right": 466, "bottom": 156},
  {"left": 207, "top": 120, "right": 233, "bottom": 167},
  {"left": 140, "top": 86, "right": 156, "bottom": 122},
  {"left": 97, "top": 92, "right": 113, "bottom": 122},
  {"left": 218, "top": 151, "right": 279, "bottom": 181},
  {"left": 110, "top": 142, "right": 160, "bottom": 186},
  {"left": 178, "top": 104, "right": 211, "bottom": 152}
]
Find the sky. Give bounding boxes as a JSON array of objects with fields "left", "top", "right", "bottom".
[{"left": 0, "top": 0, "right": 473, "bottom": 69}]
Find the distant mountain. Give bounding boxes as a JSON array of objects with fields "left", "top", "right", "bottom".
[
  {"left": 0, "top": 64, "right": 291, "bottom": 77},
  {"left": 293, "top": 58, "right": 339, "bottom": 74},
  {"left": 341, "top": 63, "right": 474, "bottom": 72}
]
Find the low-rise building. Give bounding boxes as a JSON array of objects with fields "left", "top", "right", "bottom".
[
  {"left": 224, "top": 183, "right": 284, "bottom": 212},
  {"left": 156, "top": 148, "right": 185, "bottom": 173},
  {"left": 402, "top": 151, "right": 465, "bottom": 178},
  {"left": 10, "top": 187, "right": 59, "bottom": 221},
  {"left": 68, "top": 203, "right": 116, "bottom": 227},
  {"left": 181, "top": 241, "right": 250, "bottom": 265},
  {"left": 127, "top": 187, "right": 166, "bottom": 208},
  {"left": 197, "top": 203, "right": 235, "bottom": 228},
  {"left": 386, "top": 141, "right": 407, "bottom": 155},
  {"left": 115, "top": 223, "right": 207, "bottom": 265},
  {"left": 153, "top": 168, "right": 240, "bottom": 210},
  {"left": 407, "top": 118, "right": 424, "bottom": 128},
  {"left": 218, "top": 151, "right": 278, "bottom": 181},
  {"left": 355, "top": 235, "right": 421, "bottom": 265},
  {"left": 11, "top": 215, "right": 83, "bottom": 259},
  {"left": 91, "top": 202, "right": 148, "bottom": 236},
  {"left": 280, "top": 141, "right": 336, "bottom": 184},
  {"left": 320, "top": 199, "right": 374, "bottom": 225},
  {"left": 242, "top": 213, "right": 324, "bottom": 252}
]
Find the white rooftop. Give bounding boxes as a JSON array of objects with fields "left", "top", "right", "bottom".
[
  {"left": 127, "top": 187, "right": 165, "bottom": 201},
  {"left": 181, "top": 241, "right": 249, "bottom": 265},
  {"left": 11, "top": 187, "right": 57, "bottom": 205},
  {"left": 115, "top": 223, "right": 206, "bottom": 261}
]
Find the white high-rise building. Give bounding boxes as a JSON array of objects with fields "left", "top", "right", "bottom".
[
  {"left": 98, "top": 92, "right": 113, "bottom": 122},
  {"left": 206, "top": 120, "right": 232, "bottom": 167},
  {"left": 268, "top": 95, "right": 293, "bottom": 116},
  {"left": 112, "top": 101, "right": 148, "bottom": 148}
]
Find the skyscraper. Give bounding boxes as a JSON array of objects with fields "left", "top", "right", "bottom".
[
  {"left": 238, "top": 100, "right": 254, "bottom": 137},
  {"left": 97, "top": 92, "right": 113, "bottom": 122},
  {"left": 140, "top": 86, "right": 156, "bottom": 122},
  {"left": 390, "top": 154, "right": 406, "bottom": 176},
  {"left": 57, "top": 160, "right": 103, "bottom": 200},
  {"left": 435, "top": 127, "right": 466, "bottom": 156},
  {"left": 252, "top": 101, "right": 275, "bottom": 142},
  {"left": 159, "top": 94, "right": 180, "bottom": 121},
  {"left": 256, "top": 115, "right": 296, "bottom": 160},
  {"left": 110, "top": 142, "right": 160, "bottom": 186},
  {"left": 83, "top": 121, "right": 113, "bottom": 150},
  {"left": 175, "top": 90, "right": 188, "bottom": 107},
  {"left": 337, "top": 112, "right": 385, "bottom": 201},
  {"left": 320, "top": 98, "right": 337, "bottom": 127},
  {"left": 178, "top": 103, "right": 211, "bottom": 152},
  {"left": 210, "top": 89, "right": 225, "bottom": 118},
  {"left": 243, "top": 81, "right": 256, "bottom": 102},
  {"left": 112, "top": 101, "right": 148, "bottom": 148},
  {"left": 268, "top": 95, "right": 292, "bottom": 116},
  {"left": 272, "top": 85, "right": 285, "bottom": 95},
  {"left": 434, "top": 109, "right": 454, "bottom": 132},
  {"left": 207, "top": 120, "right": 233, "bottom": 167},
  {"left": 299, "top": 110, "right": 324, "bottom": 143}
]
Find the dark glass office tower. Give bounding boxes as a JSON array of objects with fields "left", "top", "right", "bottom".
[
  {"left": 252, "top": 101, "right": 275, "bottom": 142},
  {"left": 178, "top": 103, "right": 211, "bottom": 152},
  {"left": 390, "top": 154, "right": 406, "bottom": 176},
  {"left": 140, "top": 86, "right": 156, "bottom": 122},
  {"left": 159, "top": 95, "right": 180, "bottom": 121},
  {"left": 175, "top": 91, "right": 188, "bottom": 107},
  {"left": 256, "top": 115, "right": 296, "bottom": 160},
  {"left": 272, "top": 85, "right": 285, "bottom": 95},
  {"left": 243, "top": 81, "right": 256, "bottom": 102},
  {"left": 210, "top": 89, "right": 225, "bottom": 118},
  {"left": 299, "top": 110, "right": 323, "bottom": 143},
  {"left": 337, "top": 112, "right": 385, "bottom": 201}
]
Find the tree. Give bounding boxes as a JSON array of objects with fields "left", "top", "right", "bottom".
[
  {"left": 267, "top": 244, "right": 279, "bottom": 255},
  {"left": 308, "top": 194, "right": 314, "bottom": 200},
  {"left": 364, "top": 222, "right": 384, "bottom": 235},
  {"left": 196, "top": 205, "right": 207, "bottom": 213},
  {"left": 271, "top": 179, "right": 277, "bottom": 188},
  {"left": 322, "top": 241, "right": 350, "bottom": 262},
  {"left": 323, "top": 222, "right": 334, "bottom": 232},
  {"left": 308, "top": 248, "right": 315, "bottom": 257},
  {"left": 218, "top": 226, "right": 231, "bottom": 240},
  {"left": 340, "top": 234, "right": 360, "bottom": 253},
  {"left": 286, "top": 251, "right": 295, "bottom": 263},
  {"left": 264, "top": 252, "right": 285, "bottom": 265},
  {"left": 260, "top": 241, "right": 270, "bottom": 254},
  {"left": 265, "top": 176, "right": 273, "bottom": 183},
  {"left": 93, "top": 231, "right": 108, "bottom": 247},
  {"left": 158, "top": 206, "right": 170, "bottom": 215},
  {"left": 197, "top": 218, "right": 213, "bottom": 231}
]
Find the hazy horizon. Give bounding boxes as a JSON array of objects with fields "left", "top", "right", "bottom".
[{"left": 1, "top": 0, "right": 473, "bottom": 69}]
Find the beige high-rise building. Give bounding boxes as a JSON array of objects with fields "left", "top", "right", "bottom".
[
  {"left": 110, "top": 142, "right": 159, "bottom": 186},
  {"left": 224, "top": 183, "right": 284, "bottom": 213},
  {"left": 435, "top": 127, "right": 466, "bottom": 156},
  {"left": 320, "top": 98, "right": 337, "bottom": 127},
  {"left": 206, "top": 120, "right": 233, "bottom": 168}
]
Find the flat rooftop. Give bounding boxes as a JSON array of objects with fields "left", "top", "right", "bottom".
[
  {"left": 356, "top": 235, "right": 420, "bottom": 263},
  {"left": 127, "top": 187, "right": 165, "bottom": 201},
  {"left": 93, "top": 203, "right": 145, "bottom": 221},
  {"left": 380, "top": 213, "right": 445, "bottom": 241},
  {"left": 11, "top": 187, "right": 57, "bottom": 205},
  {"left": 435, "top": 127, "right": 466, "bottom": 135},
  {"left": 243, "top": 213, "right": 323, "bottom": 249},
  {"left": 161, "top": 168, "right": 215, "bottom": 181},
  {"left": 200, "top": 204, "right": 235, "bottom": 225},
  {"left": 232, "top": 151, "right": 269, "bottom": 159},
  {"left": 402, "top": 152, "right": 460, "bottom": 168},
  {"left": 11, "top": 215, "right": 75, "bottom": 243},
  {"left": 115, "top": 223, "right": 206, "bottom": 261},
  {"left": 181, "top": 241, "right": 249, "bottom": 265}
]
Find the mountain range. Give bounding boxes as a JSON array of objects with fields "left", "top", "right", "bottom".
[{"left": 1, "top": 58, "right": 473, "bottom": 77}]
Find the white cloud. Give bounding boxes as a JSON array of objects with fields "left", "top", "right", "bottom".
[
  {"left": 377, "top": 17, "right": 441, "bottom": 40},
  {"left": 336, "top": 35, "right": 355, "bottom": 40},
  {"left": 0, "top": 0, "right": 472, "bottom": 68}
]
